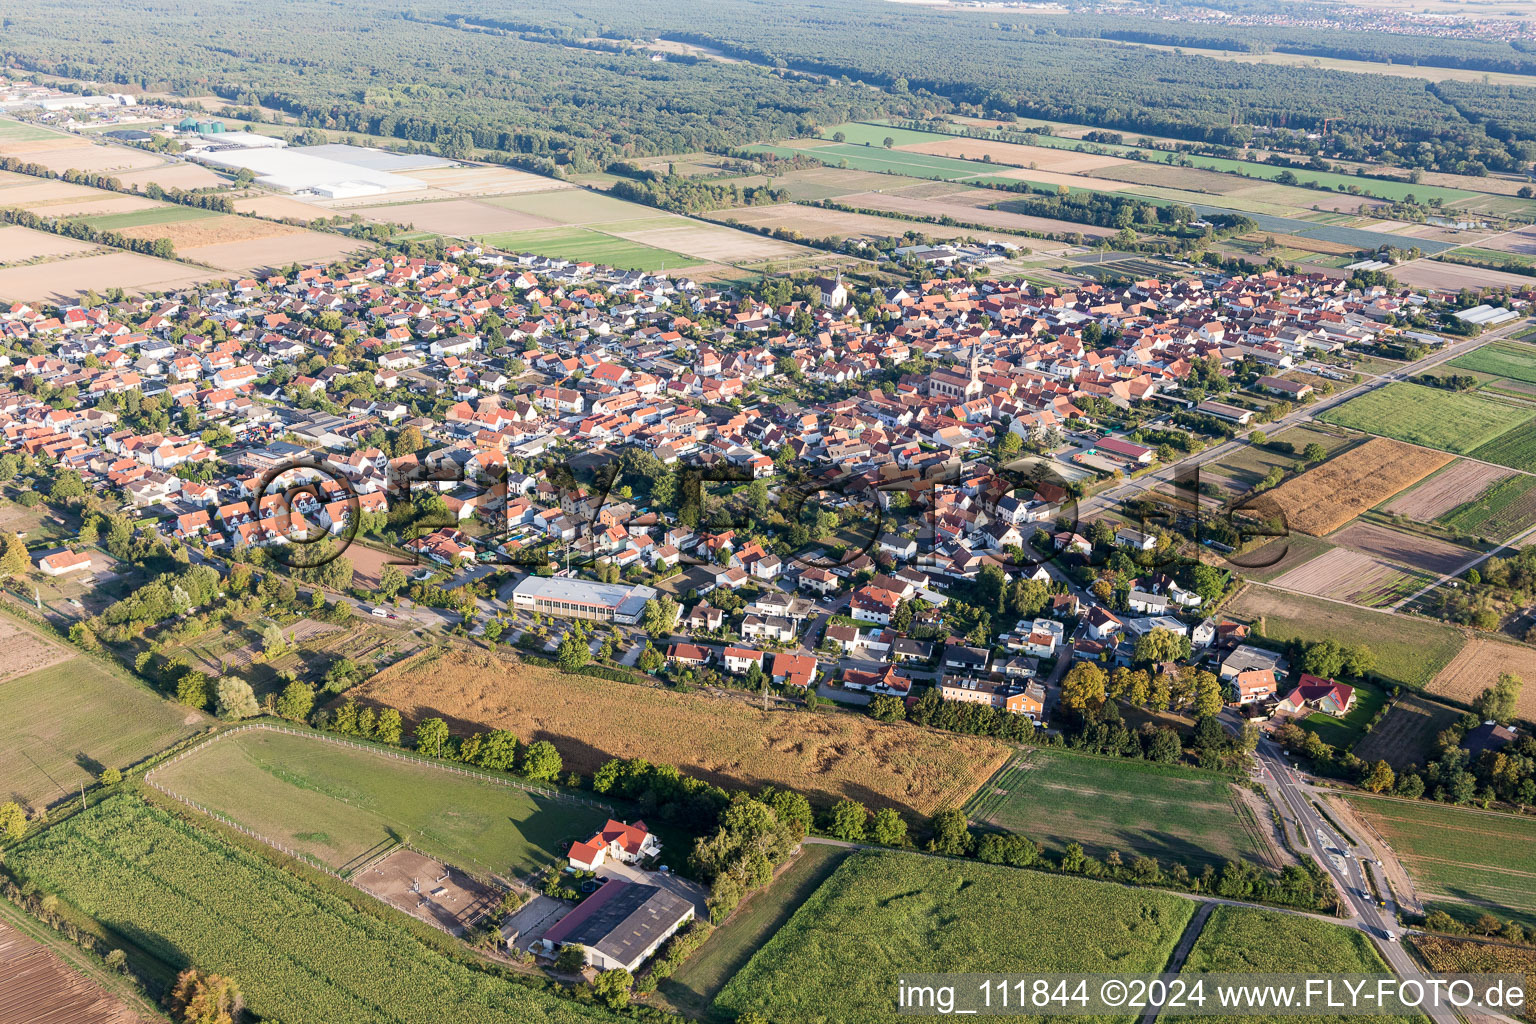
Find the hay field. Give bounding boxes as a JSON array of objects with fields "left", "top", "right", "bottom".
[
  {"left": 838, "top": 189, "right": 1116, "bottom": 238},
  {"left": 1382, "top": 459, "right": 1514, "bottom": 521},
  {"left": 123, "top": 215, "right": 302, "bottom": 250},
  {"left": 408, "top": 165, "right": 572, "bottom": 196},
  {"left": 355, "top": 649, "right": 1008, "bottom": 814},
  {"left": 0, "top": 225, "right": 102, "bottom": 264},
  {"left": 897, "top": 136, "right": 1127, "bottom": 175},
  {"left": 0, "top": 251, "right": 217, "bottom": 302},
  {"left": 1262, "top": 437, "right": 1454, "bottom": 536},
  {"left": 3, "top": 144, "right": 164, "bottom": 175},
  {"left": 354, "top": 197, "right": 559, "bottom": 236},
  {"left": 112, "top": 162, "right": 226, "bottom": 191},
  {"left": 1431, "top": 638, "right": 1536, "bottom": 721},
  {"left": 233, "top": 193, "right": 328, "bottom": 222},
  {"left": 181, "top": 231, "right": 361, "bottom": 272}
]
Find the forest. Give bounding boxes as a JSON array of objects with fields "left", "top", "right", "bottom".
[{"left": 2, "top": 0, "right": 1534, "bottom": 177}]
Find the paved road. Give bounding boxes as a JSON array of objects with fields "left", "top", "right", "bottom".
[{"left": 1254, "top": 740, "right": 1461, "bottom": 1024}]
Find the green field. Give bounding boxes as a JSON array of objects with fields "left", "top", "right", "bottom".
[
  {"left": 1448, "top": 341, "right": 1536, "bottom": 385},
  {"left": 1344, "top": 795, "right": 1536, "bottom": 931},
  {"left": 1319, "top": 383, "right": 1532, "bottom": 455},
  {"left": 966, "top": 748, "right": 1272, "bottom": 870},
  {"left": 1299, "top": 683, "right": 1389, "bottom": 752},
  {"left": 715, "top": 850, "right": 1193, "bottom": 1024},
  {"left": 3, "top": 643, "right": 200, "bottom": 808},
  {"left": 749, "top": 142, "right": 996, "bottom": 182},
  {"left": 0, "top": 117, "right": 65, "bottom": 141},
  {"left": 1180, "top": 905, "right": 1422, "bottom": 1024},
  {"left": 474, "top": 226, "right": 699, "bottom": 272},
  {"left": 7, "top": 795, "right": 622, "bottom": 1024},
  {"left": 1440, "top": 474, "right": 1536, "bottom": 539},
  {"left": 1469, "top": 417, "right": 1536, "bottom": 473},
  {"left": 81, "top": 206, "right": 222, "bottom": 231},
  {"left": 151, "top": 727, "right": 607, "bottom": 877},
  {"left": 1226, "top": 588, "right": 1466, "bottom": 689},
  {"left": 662, "top": 845, "right": 848, "bottom": 1016}
]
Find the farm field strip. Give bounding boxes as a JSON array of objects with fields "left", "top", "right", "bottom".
[
  {"left": 1320, "top": 383, "right": 1531, "bottom": 456},
  {"left": 1328, "top": 521, "right": 1480, "bottom": 576},
  {"left": 357, "top": 650, "right": 1008, "bottom": 815},
  {"left": 715, "top": 849, "right": 1193, "bottom": 1024},
  {"left": 6, "top": 795, "right": 622, "bottom": 1024},
  {"left": 1352, "top": 695, "right": 1463, "bottom": 772},
  {"left": 1430, "top": 638, "right": 1536, "bottom": 723},
  {"left": 1439, "top": 473, "right": 1536, "bottom": 540},
  {"left": 1449, "top": 341, "right": 1536, "bottom": 385},
  {"left": 1470, "top": 418, "right": 1536, "bottom": 474},
  {"left": 149, "top": 726, "right": 609, "bottom": 878},
  {"left": 1271, "top": 548, "right": 1433, "bottom": 608},
  {"left": 1260, "top": 436, "right": 1453, "bottom": 536},
  {"left": 1384, "top": 460, "right": 1517, "bottom": 523}
]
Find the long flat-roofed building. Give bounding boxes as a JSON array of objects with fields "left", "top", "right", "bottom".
[
  {"left": 511, "top": 575, "right": 658, "bottom": 624},
  {"left": 538, "top": 878, "right": 694, "bottom": 973}
]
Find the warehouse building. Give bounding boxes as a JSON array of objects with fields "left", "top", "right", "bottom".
[
  {"left": 538, "top": 879, "right": 694, "bottom": 973},
  {"left": 510, "top": 575, "right": 658, "bottom": 624}
]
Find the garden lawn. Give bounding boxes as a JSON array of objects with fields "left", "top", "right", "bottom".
[
  {"left": 966, "top": 748, "right": 1270, "bottom": 870},
  {"left": 1179, "top": 905, "right": 1424, "bottom": 1024},
  {"left": 715, "top": 850, "right": 1193, "bottom": 1024},
  {"left": 1300, "top": 683, "right": 1388, "bottom": 752},
  {"left": 1319, "top": 383, "right": 1530, "bottom": 454},
  {"left": 473, "top": 226, "right": 699, "bottom": 272},
  {"left": 150, "top": 727, "right": 607, "bottom": 877},
  {"left": 1343, "top": 795, "right": 1536, "bottom": 931},
  {"left": 6, "top": 795, "right": 623, "bottom": 1024}
]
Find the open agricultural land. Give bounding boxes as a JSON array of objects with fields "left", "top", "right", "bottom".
[
  {"left": 1430, "top": 638, "right": 1536, "bottom": 722},
  {"left": 1343, "top": 794, "right": 1536, "bottom": 931},
  {"left": 1270, "top": 548, "right": 1433, "bottom": 609},
  {"left": 0, "top": 914, "right": 154, "bottom": 1024},
  {"left": 1383, "top": 460, "right": 1517, "bottom": 524},
  {"left": 1259, "top": 437, "right": 1453, "bottom": 537},
  {"left": 0, "top": 614, "right": 200, "bottom": 811},
  {"left": 1470, "top": 420, "right": 1536, "bottom": 475},
  {"left": 660, "top": 845, "right": 849, "bottom": 1016},
  {"left": 1413, "top": 935, "right": 1536, "bottom": 1024},
  {"left": 1437, "top": 474, "right": 1536, "bottom": 541},
  {"left": 355, "top": 650, "right": 1008, "bottom": 815},
  {"left": 1448, "top": 340, "right": 1536, "bottom": 385},
  {"left": 149, "top": 726, "right": 608, "bottom": 878},
  {"left": 1178, "top": 905, "right": 1420, "bottom": 1024},
  {"left": 714, "top": 850, "right": 1193, "bottom": 1024},
  {"left": 1226, "top": 588, "right": 1466, "bottom": 689},
  {"left": 966, "top": 748, "right": 1277, "bottom": 870},
  {"left": 1319, "top": 384, "right": 1531, "bottom": 457},
  {"left": 1352, "top": 694, "right": 1464, "bottom": 773},
  {"left": 5, "top": 795, "right": 624, "bottom": 1024}
]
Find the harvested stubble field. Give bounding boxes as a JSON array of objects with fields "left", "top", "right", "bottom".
[
  {"left": 1395, "top": 259, "right": 1536, "bottom": 293},
  {"left": 0, "top": 144, "right": 164, "bottom": 175},
  {"left": 358, "top": 197, "right": 558, "bottom": 236},
  {"left": 408, "top": 164, "right": 574, "bottom": 197},
  {"left": 1430, "top": 638, "right": 1536, "bottom": 721},
  {"left": 837, "top": 188, "right": 1117, "bottom": 238},
  {"left": 0, "top": 224, "right": 101, "bottom": 264},
  {"left": 711, "top": 203, "right": 999, "bottom": 243},
  {"left": 897, "top": 136, "right": 1129, "bottom": 175},
  {"left": 1091, "top": 161, "right": 1256, "bottom": 195},
  {"left": 356, "top": 650, "right": 1007, "bottom": 815},
  {"left": 1329, "top": 521, "right": 1477, "bottom": 576},
  {"left": 1384, "top": 459, "right": 1516, "bottom": 522},
  {"left": 1226, "top": 587, "right": 1466, "bottom": 688},
  {"left": 1262, "top": 437, "right": 1453, "bottom": 536},
  {"left": 1352, "top": 695, "right": 1462, "bottom": 772},
  {"left": 233, "top": 193, "right": 330, "bottom": 222},
  {"left": 1344, "top": 794, "right": 1536, "bottom": 930},
  {"left": 1413, "top": 936, "right": 1536, "bottom": 1024},
  {"left": 1270, "top": 548, "right": 1429, "bottom": 607},
  {"left": 181, "top": 231, "right": 361, "bottom": 272},
  {"left": 715, "top": 850, "right": 1193, "bottom": 1024},
  {"left": 0, "top": 250, "right": 216, "bottom": 301},
  {"left": 121, "top": 214, "right": 302, "bottom": 249},
  {"left": 112, "top": 162, "right": 226, "bottom": 191}
]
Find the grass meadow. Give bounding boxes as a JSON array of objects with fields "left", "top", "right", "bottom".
[
  {"left": 473, "top": 226, "right": 698, "bottom": 272},
  {"left": 150, "top": 727, "right": 607, "bottom": 877},
  {"left": 1448, "top": 341, "right": 1536, "bottom": 385},
  {"left": 715, "top": 850, "right": 1193, "bottom": 1024},
  {"left": 1470, "top": 418, "right": 1536, "bottom": 473},
  {"left": 966, "top": 748, "right": 1272, "bottom": 869}
]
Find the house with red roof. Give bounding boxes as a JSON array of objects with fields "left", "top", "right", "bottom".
[
  {"left": 1276, "top": 674, "right": 1355, "bottom": 717},
  {"left": 567, "top": 819, "right": 661, "bottom": 871}
]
